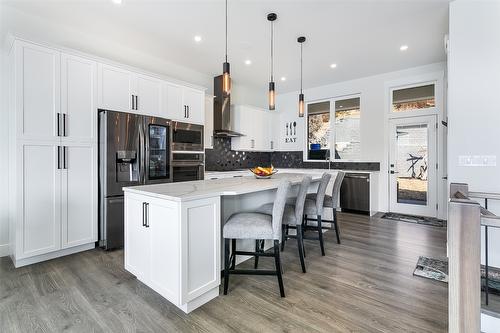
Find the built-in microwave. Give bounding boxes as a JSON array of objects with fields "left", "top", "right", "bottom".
[{"left": 171, "top": 121, "right": 204, "bottom": 152}]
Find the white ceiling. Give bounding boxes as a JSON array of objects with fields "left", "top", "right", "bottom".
[{"left": 3, "top": 0, "right": 449, "bottom": 94}]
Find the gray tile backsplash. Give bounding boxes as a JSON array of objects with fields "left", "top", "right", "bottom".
[{"left": 205, "top": 138, "right": 380, "bottom": 171}]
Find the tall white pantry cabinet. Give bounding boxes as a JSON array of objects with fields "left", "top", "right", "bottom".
[{"left": 8, "top": 40, "right": 98, "bottom": 267}]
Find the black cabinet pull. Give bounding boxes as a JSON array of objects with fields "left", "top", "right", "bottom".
[
  {"left": 56, "top": 113, "right": 61, "bottom": 136},
  {"left": 63, "top": 114, "right": 67, "bottom": 137},
  {"left": 132, "top": 95, "right": 135, "bottom": 110},
  {"left": 145, "top": 203, "right": 150, "bottom": 227},
  {"left": 187, "top": 105, "right": 190, "bottom": 118},
  {"left": 63, "top": 146, "right": 68, "bottom": 169},
  {"left": 135, "top": 95, "right": 138, "bottom": 110},
  {"left": 57, "top": 146, "right": 61, "bottom": 169},
  {"left": 142, "top": 202, "right": 147, "bottom": 227}
]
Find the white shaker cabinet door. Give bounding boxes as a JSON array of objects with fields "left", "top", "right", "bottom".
[
  {"left": 124, "top": 195, "right": 151, "bottom": 282},
  {"left": 16, "top": 42, "right": 60, "bottom": 141},
  {"left": 19, "top": 143, "right": 62, "bottom": 258},
  {"left": 61, "top": 54, "right": 97, "bottom": 142},
  {"left": 182, "top": 88, "right": 204, "bottom": 124},
  {"left": 61, "top": 144, "right": 97, "bottom": 249},
  {"left": 98, "top": 64, "right": 134, "bottom": 112},
  {"left": 135, "top": 74, "right": 162, "bottom": 116},
  {"left": 162, "top": 83, "right": 184, "bottom": 121}
]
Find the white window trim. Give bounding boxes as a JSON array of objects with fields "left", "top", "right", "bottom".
[{"left": 303, "top": 93, "right": 362, "bottom": 162}]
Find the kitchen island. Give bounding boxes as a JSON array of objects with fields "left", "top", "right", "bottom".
[{"left": 123, "top": 173, "right": 324, "bottom": 313}]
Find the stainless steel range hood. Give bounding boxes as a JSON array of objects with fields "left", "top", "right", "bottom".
[{"left": 213, "top": 75, "right": 243, "bottom": 137}]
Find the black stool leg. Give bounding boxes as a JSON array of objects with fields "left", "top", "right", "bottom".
[
  {"left": 485, "top": 225, "right": 489, "bottom": 305},
  {"left": 231, "top": 239, "right": 236, "bottom": 269},
  {"left": 254, "top": 240, "right": 260, "bottom": 269},
  {"left": 281, "top": 225, "right": 286, "bottom": 251},
  {"left": 273, "top": 240, "right": 285, "bottom": 297},
  {"left": 333, "top": 210, "right": 341, "bottom": 244},
  {"left": 224, "top": 238, "right": 230, "bottom": 295},
  {"left": 317, "top": 215, "right": 325, "bottom": 256},
  {"left": 296, "top": 225, "right": 306, "bottom": 273}
]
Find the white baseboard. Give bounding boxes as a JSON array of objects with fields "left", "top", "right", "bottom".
[{"left": 0, "top": 243, "right": 9, "bottom": 257}]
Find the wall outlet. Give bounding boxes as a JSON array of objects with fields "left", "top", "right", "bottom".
[{"left": 458, "top": 155, "right": 497, "bottom": 167}]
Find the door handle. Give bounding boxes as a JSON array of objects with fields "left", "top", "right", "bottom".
[
  {"left": 57, "top": 146, "right": 61, "bottom": 169},
  {"left": 63, "top": 146, "right": 68, "bottom": 169},
  {"left": 57, "top": 113, "right": 61, "bottom": 136},
  {"left": 63, "top": 114, "right": 67, "bottom": 137},
  {"left": 135, "top": 95, "right": 138, "bottom": 110},
  {"left": 142, "top": 202, "right": 147, "bottom": 227},
  {"left": 132, "top": 95, "right": 135, "bottom": 110},
  {"left": 187, "top": 105, "right": 190, "bottom": 118},
  {"left": 145, "top": 203, "right": 150, "bottom": 228}
]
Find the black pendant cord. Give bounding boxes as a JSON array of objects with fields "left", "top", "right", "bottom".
[
  {"left": 270, "top": 19, "right": 274, "bottom": 82},
  {"left": 300, "top": 42, "right": 303, "bottom": 94},
  {"left": 225, "top": 0, "right": 228, "bottom": 63}
]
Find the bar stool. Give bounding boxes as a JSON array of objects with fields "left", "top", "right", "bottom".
[
  {"left": 306, "top": 171, "right": 345, "bottom": 244},
  {"left": 223, "top": 179, "right": 291, "bottom": 297},
  {"left": 257, "top": 176, "right": 312, "bottom": 273},
  {"left": 303, "top": 173, "right": 332, "bottom": 256}
]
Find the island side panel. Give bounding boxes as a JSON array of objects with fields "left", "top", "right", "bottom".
[{"left": 180, "top": 196, "right": 221, "bottom": 310}]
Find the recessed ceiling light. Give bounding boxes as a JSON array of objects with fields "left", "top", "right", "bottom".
[
  {"left": 400, "top": 45, "right": 408, "bottom": 51},
  {"left": 330, "top": 63, "right": 337, "bottom": 69},
  {"left": 111, "top": 0, "right": 122, "bottom": 4},
  {"left": 244, "top": 59, "right": 252, "bottom": 65},
  {"left": 280, "top": 77, "right": 286, "bottom": 81},
  {"left": 194, "top": 35, "right": 202, "bottom": 43}
]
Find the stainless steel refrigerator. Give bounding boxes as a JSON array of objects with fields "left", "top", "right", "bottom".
[{"left": 98, "top": 110, "right": 172, "bottom": 250}]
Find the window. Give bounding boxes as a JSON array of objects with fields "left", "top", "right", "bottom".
[
  {"left": 334, "top": 97, "right": 360, "bottom": 160},
  {"left": 307, "top": 101, "right": 330, "bottom": 160},
  {"left": 306, "top": 96, "right": 361, "bottom": 161},
  {"left": 392, "top": 84, "right": 435, "bottom": 113}
]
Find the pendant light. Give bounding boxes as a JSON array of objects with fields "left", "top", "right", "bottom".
[
  {"left": 267, "top": 13, "right": 277, "bottom": 110},
  {"left": 298, "top": 36, "right": 306, "bottom": 117},
  {"left": 222, "top": 0, "right": 231, "bottom": 96}
]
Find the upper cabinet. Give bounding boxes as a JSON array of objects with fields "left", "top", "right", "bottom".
[
  {"left": 61, "top": 53, "right": 97, "bottom": 143},
  {"left": 231, "top": 105, "right": 276, "bottom": 151},
  {"left": 98, "top": 64, "right": 205, "bottom": 124},
  {"left": 98, "top": 64, "right": 134, "bottom": 112},
  {"left": 15, "top": 42, "right": 61, "bottom": 141}
]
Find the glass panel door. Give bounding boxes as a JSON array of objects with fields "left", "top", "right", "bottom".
[
  {"left": 148, "top": 124, "right": 169, "bottom": 180},
  {"left": 389, "top": 115, "right": 437, "bottom": 217}
]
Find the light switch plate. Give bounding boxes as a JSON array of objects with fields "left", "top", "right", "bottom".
[{"left": 458, "top": 155, "right": 497, "bottom": 167}]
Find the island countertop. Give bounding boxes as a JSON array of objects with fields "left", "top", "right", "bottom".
[{"left": 123, "top": 172, "right": 324, "bottom": 202}]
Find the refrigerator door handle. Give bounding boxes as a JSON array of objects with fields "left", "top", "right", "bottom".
[{"left": 139, "top": 120, "right": 146, "bottom": 183}]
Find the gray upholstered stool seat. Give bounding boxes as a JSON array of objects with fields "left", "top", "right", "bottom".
[{"left": 223, "top": 213, "right": 273, "bottom": 240}]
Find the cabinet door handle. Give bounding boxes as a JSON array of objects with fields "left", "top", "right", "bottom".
[
  {"left": 63, "top": 146, "right": 68, "bottom": 169},
  {"left": 145, "top": 203, "right": 150, "bottom": 228},
  {"left": 132, "top": 95, "right": 135, "bottom": 110},
  {"left": 63, "top": 114, "right": 67, "bottom": 137},
  {"left": 57, "top": 146, "right": 61, "bottom": 169},
  {"left": 271, "top": 141, "right": 273, "bottom": 149},
  {"left": 142, "top": 202, "right": 147, "bottom": 227},
  {"left": 56, "top": 113, "right": 61, "bottom": 136},
  {"left": 187, "top": 105, "right": 190, "bottom": 118},
  {"left": 135, "top": 95, "right": 138, "bottom": 110}
]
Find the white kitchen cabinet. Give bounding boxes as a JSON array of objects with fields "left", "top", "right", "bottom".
[
  {"left": 182, "top": 87, "right": 204, "bottom": 124},
  {"left": 135, "top": 74, "right": 162, "bottom": 117},
  {"left": 204, "top": 95, "right": 214, "bottom": 148},
  {"left": 231, "top": 105, "right": 275, "bottom": 151},
  {"left": 124, "top": 192, "right": 220, "bottom": 313},
  {"left": 18, "top": 143, "right": 62, "bottom": 258},
  {"left": 98, "top": 63, "right": 134, "bottom": 112},
  {"left": 61, "top": 144, "right": 97, "bottom": 249},
  {"left": 15, "top": 42, "right": 60, "bottom": 141},
  {"left": 61, "top": 53, "right": 97, "bottom": 142},
  {"left": 162, "top": 82, "right": 183, "bottom": 120}
]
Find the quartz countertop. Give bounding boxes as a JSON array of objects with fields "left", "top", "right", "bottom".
[{"left": 123, "top": 173, "right": 324, "bottom": 202}]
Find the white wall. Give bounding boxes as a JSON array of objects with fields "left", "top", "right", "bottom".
[
  {"left": 448, "top": 1, "right": 500, "bottom": 329},
  {"left": 275, "top": 62, "right": 447, "bottom": 216}
]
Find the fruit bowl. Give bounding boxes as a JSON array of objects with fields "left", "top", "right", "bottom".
[{"left": 250, "top": 166, "right": 277, "bottom": 179}]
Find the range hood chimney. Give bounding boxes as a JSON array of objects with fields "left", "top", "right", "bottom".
[{"left": 213, "top": 75, "right": 243, "bottom": 137}]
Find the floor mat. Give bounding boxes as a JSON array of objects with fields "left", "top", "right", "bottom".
[
  {"left": 381, "top": 212, "right": 446, "bottom": 227},
  {"left": 413, "top": 256, "right": 448, "bottom": 283}
]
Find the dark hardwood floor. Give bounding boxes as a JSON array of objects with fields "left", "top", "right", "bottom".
[{"left": 0, "top": 213, "right": 448, "bottom": 332}]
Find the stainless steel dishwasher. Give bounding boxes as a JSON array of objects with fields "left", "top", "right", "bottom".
[{"left": 340, "top": 173, "right": 370, "bottom": 214}]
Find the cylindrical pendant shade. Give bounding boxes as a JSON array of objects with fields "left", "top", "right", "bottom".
[
  {"left": 298, "top": 93, "right": 304, "bottom": 117},
  {"left": 269, "top": 81, "right": 275, "bottom": 110},
  {"left": 222, "top": 62, "right": 231, "bottom": 95}
]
